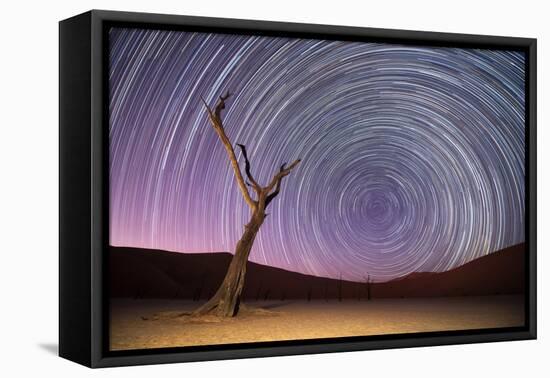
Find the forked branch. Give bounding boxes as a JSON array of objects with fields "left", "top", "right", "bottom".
[
  {"left": 266, "top": 159, "right": 301, "bottom": 193},
  {"left": 265, "top": 163, "right": 286, "bottom": 207},
  {"left": 201, "top": 93, "right": 257, "bottom": 209},
  {"left": 202, "top": 92, "right": 301, "bottom": 211},
  {"left": 236, "top": 144, "right": 261, "bottom": 192}
]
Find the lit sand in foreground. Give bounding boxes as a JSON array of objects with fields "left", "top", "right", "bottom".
[{"left": 110, "top": 295, "right": 524, "bottom": 351}]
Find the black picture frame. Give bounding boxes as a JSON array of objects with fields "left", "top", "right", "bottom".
[{"left": 59, "top": 9, "right": 537, "bottom": 368}]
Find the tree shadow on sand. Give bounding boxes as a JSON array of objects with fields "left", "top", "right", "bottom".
[
  {"left": 141, "top": 303, "right": 283, "bottom": 323},
  {"left": 260, "top": 301, "right": 294, "bottom": 310}
]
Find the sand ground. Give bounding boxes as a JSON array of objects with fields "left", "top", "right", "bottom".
[{"left": 110, "top": 295, "right": 524, "bottom": 351}]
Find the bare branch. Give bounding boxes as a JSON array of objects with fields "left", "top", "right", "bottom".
[
  {"left": 201, "top": 93, "right": 257, "bottom": 209},
  {"left": 265, "top": 163, "right": 286, "bottom": 207},
  {"left": 236, "top": 144, "right": 261, "bottom": 192},
  {"left": 214, "top": 91, "right": 231, "bottom": 120},
  {"left": 266, "top": 159, "right": 301, "bottom": 193},
  {"left": 200, "top": 96, "right": 214, "bottom": 119},
  {"left": 265, "top": 186, "right": 281, "bottom": 207},
  {"left": 265, "top": 160, "right": 301, "bottom": 207},
  {"left": 265, "top": 179, "right": 282, "bottom": 207}
]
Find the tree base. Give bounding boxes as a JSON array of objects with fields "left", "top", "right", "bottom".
[{"left": 142, "top": 303, "right": 279, "bottom": 323}]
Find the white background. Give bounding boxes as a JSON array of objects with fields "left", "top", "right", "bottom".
[{"left": 0, "top": 0, "right": 547, "bottom": 376}]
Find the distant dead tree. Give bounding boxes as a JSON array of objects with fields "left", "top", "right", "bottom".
[
  {"left": 172, "top": 288, "right": 181, "bottom": 300},
  {"left": 192, "top": 92, "right": 301, "bottom": 318},
  {"left": 338, "top": 273, "right": 343, "bottom": 302},
  {"left": 255, "top": 282, "right": 263, "bottom": 301},
  {"left": 134, "top": 287, "right": 145, "bottom": 300},
  {"left": 365, "top": 274, "right": 372, "bottom": 301},
  {"left": 193, "top": 272, "right": 207, "bottom": 301}
]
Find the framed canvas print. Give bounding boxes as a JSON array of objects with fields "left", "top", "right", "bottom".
[{"left": 59, "top": 10, "right": 536, "bottom": 368}]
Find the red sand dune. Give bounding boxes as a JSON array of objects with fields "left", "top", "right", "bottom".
[{"left": 109, "top": 243, "right": 525, "bottom": 300}]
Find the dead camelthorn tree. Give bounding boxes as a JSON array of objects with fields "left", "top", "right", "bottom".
[{"left": 192, "top": 92, "right": 301, "bottom": 318}]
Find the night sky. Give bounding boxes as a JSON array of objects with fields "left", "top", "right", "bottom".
[{"left": 108, "top": 27, "right": 525, "bottom": 282}]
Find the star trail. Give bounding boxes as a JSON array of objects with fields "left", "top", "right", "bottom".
[{"left": 108, "top": 27, "right": 525, "bottom": 282}]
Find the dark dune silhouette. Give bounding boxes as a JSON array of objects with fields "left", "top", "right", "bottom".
[
  {"left": 378, "top": 243, "right": 525, "bottom": 297},
  {"left": 109, "top": 243, "right": 524, "bottom": 300}
]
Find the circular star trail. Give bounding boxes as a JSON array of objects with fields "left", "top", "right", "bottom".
[{"left": 108, "top": 27, "right": 525, "bottom": 282}]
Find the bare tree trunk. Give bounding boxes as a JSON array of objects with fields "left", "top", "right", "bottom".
[{"left": 193, "top": 210, "right": 265, "bottom": 317}]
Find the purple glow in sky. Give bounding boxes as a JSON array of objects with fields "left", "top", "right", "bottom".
[{"left": 109, "top": 27, "right": 525, "bottom": 282}]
